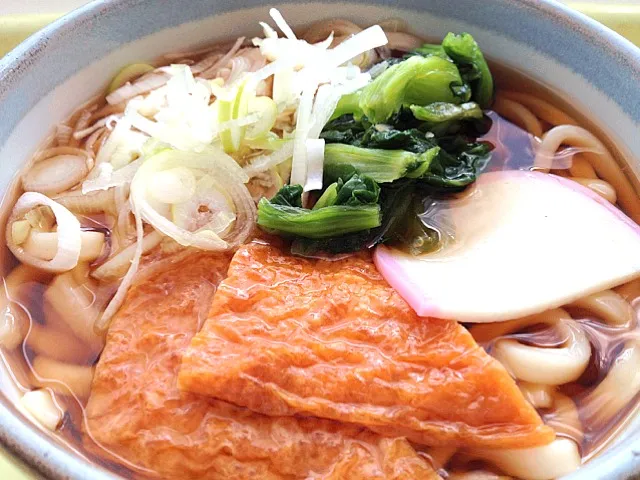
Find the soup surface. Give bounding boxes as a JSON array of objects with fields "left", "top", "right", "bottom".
[{"left": 1, "top": 10, "right": 639, "bottom": 480}]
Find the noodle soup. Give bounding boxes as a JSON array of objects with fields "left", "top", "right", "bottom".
[{"left": 0, "top": 9, "right": 639, "bottom": 480}]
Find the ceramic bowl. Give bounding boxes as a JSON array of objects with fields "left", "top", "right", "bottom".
[{"left": 0, "top": 0, "right": 639, "bottom": 478}]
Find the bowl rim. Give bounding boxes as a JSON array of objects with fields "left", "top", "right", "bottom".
[{"left": 0, "top": 0, "right": 639, "bottom": 479}]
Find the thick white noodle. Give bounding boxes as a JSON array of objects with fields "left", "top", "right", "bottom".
[{"left": 472, "top": 309, "right": 590, "bottom": 385}]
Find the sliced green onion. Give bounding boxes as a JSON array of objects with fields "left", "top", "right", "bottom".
[
  {"left": 107, "top": 63, "right": 155, "bottom": 94},
  {"left": 148, "top": 167, "right": 197, "bottom": 205},
  {"left": 131, "top": 147, "right": 255, "bottom": 251},
  {"left": 7, "top": 193, "right": 81, "bottom": 273},
  {"left": 272, "top": 68, "right": 295, "bottom": 108},
  {"left": 313, "top": 183, "right": 338, "bottom": 210},
  {"left": 217, "top": 93, "right": 235, "bottom": 152},
  {"left": 11, "top": 220, "right": 31, "bottom": 245},
  {"left": 25, "top": 206, "right": 55, "bottom": 231},
  {"left": 244, "top": 133, "right": 289, "bottom": 151},
  {"left": 171, "top": 174, "right": 236, "bottom": 236},
  {"left": 245, "top": 96, "right": 278, "bottom": 140},
  {"left": 218, "top": 81, "right": 252, "bottom": 153}
]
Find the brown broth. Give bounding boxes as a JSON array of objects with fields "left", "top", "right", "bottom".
[
  {"left": 0, "top": 58, "right": 638, "bottom": 479},
  {"left": 488, "top": 60, "right": 640, "bottom": 198}
]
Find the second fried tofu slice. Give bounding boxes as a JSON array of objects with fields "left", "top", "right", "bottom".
[{"left": 179, "top": 242, "right": 554, "bottom": 449}]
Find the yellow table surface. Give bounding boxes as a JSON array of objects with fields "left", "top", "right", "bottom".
[{"left": 0, "top": 3, "right": 639, "bottom": 479}]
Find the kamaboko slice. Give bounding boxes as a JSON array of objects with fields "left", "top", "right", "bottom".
[{"left": 374, "top": 170, "right": 640, "bottom": 322}]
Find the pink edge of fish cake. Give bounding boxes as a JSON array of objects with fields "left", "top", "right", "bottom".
[{"left": 373, "top": 245, "right": 442, "bottom": 318}]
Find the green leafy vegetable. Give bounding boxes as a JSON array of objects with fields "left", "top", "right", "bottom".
[
  {"left": 423, "top": 141, "right": 492, "bottom": 188},
  {"left": 409, "top": 33, "right": 494, "bottom": 108},
  {"left": 376, "top": 183, "right": 441, "bottom": 256},
  {"left": 265, "top": 31, "right": 495, "bottom": 256},
  {"left": 291, "top": 181, "right": 440, "bottom": 256},
  {"left": 333, "top": 174, "right": 381, "bottom": 206},
  {"left": 258, "top": 202, "right": 381, "bottom": 238},
  {"left": 313, "top": 183, "right": 339, "bottom": 210},
  {"left": 321, "top": 115, "right": 437, "bottom": 152},
  {"left": 313, "top": 174, "right": 381, "bottom": 209},
  {"left": 257, "top": 175, "right": 382, "bottom": 239},
  {"left": 408, "top": 101, "right": 483, "bottom": 136},
  {"left": 323, "top": 144, "right": 440, "bottom": 184},
  {"left": 321, "top": 111, "right": 490, "bottom": 188},
  {"left": 291, "top": 181, "right": 413, "bottom": 256},
  {"left": 270, "top": 184, "right": 303, "bottom": 207},
  {"left": 333, "top": 55, "right": 468, "bottom": 123},
  {"left": 318, "top": 115, "right": 368, "bottom": 144},
  {"left": 412, "top": 43, "right": 449, "bottom": 60},
  {"left": 409, "top": 102, "right": 482, "bottom": 125},
  {"left": 359, "top": 127, "right": 436, "bottom": 153},
  {"left": 441, "top": 33, "right": 494, "bottom": 108}
]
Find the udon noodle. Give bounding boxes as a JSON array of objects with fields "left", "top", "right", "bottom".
[{"left": 0, "top": 12, "right": 638, "bottom": 480}]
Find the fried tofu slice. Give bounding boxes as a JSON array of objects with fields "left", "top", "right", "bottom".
[
  {"left": 179, "top": 243, "right": 555, "bottom": 449},
  {"left": 84, "top": 252, "right": 439, "bottom": 480}
]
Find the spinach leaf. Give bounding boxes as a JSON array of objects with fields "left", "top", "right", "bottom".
[
  {"left": 335, "top": 174, "right": 381, "bottom": 206},
  {"left": 321, "top": 114, "right": 436, "bottom": 152},
  {"left": 412, "top": 43, "right": 450, "bottom": 60},
  {"left": 409, "top": 102, "right": 483, "bottom": 136},
  {"left": 377, "top": 183, "right": 441, "bottom": 256},
  {"left": 409, "top": 102, "right": 482, "bottom": 125},
  {"left": 257, "top": 174, "right": 382, "bottom": 239},
  {"left": 291, "top": 181, "right": 440, "bottom": 256},
  {"left": 257, "top": 201, "right": 381, "bottom": 239},
  {"left": 359, "top": 128, "right": 437, "bottom": 153},
  {"left": 332, "top": 55, "right": 467, "bottom": 123},
  {"left": 441, "top": 32, "right": 494, "bottom": 108},
  {"left": 270, "top": 184, "right": 303, "bottom": 207},
  {"left": 318, "top": 115, "right": 368, "bottom": 144},
  {"left": 422, "top": 141, "right": 492, "bottom": 188},
  {"left": 323, "top": 144, "right": 440, "bottom": 184},
  {"left": 314, "top": 174, "right": 382, "bottom": 209}
]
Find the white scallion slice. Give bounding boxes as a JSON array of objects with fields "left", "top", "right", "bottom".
[
  {"left": 91, "top": 231, "right": 163, "bottom": 282},
  {"left": 172, "top": 174, "right": 236, "bottom": 236},
  {"left": 148, "top": 166, "right": 197, "bottom": 205},
  {"left": 326, "top": 25, "right": 388, "bottom": 68},
  {"left": 6, "top": 193, "right": 81, "bottom": 273},
  {"left": 107, "top": 63, "right": 155, "bottom": 94},
  {"left": 82, "top": 158, "right": 143, "bottom": 194},
  {"left": 272, "top": 68, "right": 295, "bottom": 109},
  {"left": 21, "top": 390, "right": 64, "bottom": 431},
  {"left": 94, "top": 117, "right": 147, "bottom": 170},
  {"left": 130, "top": 147, "right": 254, "bottom": 251},
  {"left": 269, "top": 8, "right": 297, "bottom": 40},
  {"left": 95, "top": 201, "right": 145, "bottom": 332},
  {"left": 23, "top": 231, "right": 105, "bottom": 263},
  {"left": 290, "top": 83, "right": 317, "bottom": 187},
  {"left": 303, "top": 138, "right": 325, "bottom": 192},
  {"left": 244, "top": 133, "right": 289, "bottom": 151},
  {"left": 243, "top": 142, "right": 295, "bottom": 178},
  {"left": 11, "top": 220, "right": 31, "bottom": 245},
  {"left": 245, "top": 96, "right": 278, "bottom": 141},
  {"left": 217, "top": 81, "right": 252, "bottom": 153}
]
